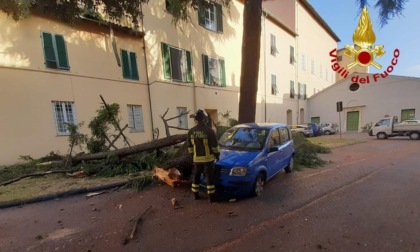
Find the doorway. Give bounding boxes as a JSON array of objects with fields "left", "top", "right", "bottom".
[{"left": 346, "top": 111, "right": 359, "bottom": 131}]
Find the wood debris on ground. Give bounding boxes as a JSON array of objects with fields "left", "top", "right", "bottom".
[{"left": 153, "top": 167, "right": 190, "bottom": 187}]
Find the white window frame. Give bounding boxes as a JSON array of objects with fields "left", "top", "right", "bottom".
[
  {"left": 270, "top": 34, "right": 278, "bottom": 56},
  {"left": 177, "top": 107, "right": 188, "bottom": 129},
  {"left": 169, "top": 46, "right": 188, "bottom": 82},
  {"left": 208, "top": 56, "right": 222, "bottom": 85},
  {"left": 311, "top": 59, "right": 315, "bottom": 74},
  {"left": 301, "top": 54, "right": 306, "bottom": 71},
  {"left": 271, "top": 74, "right": 278, "bottom": 95},
  {"left": 52, "top": 101, "right": 76, "bottom": 135},
  {"left": 205, "top": 4, "right": 217, "bottom": 31},
  {"left": 127, "top": 105, "right": 145, "bottom": 132}
]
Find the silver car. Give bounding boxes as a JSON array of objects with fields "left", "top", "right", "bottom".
[{"left": 320, "top": 123, "right": 337, "bottom": 135}]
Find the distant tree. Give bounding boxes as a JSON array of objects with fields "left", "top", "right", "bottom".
[{"left": 357, "top": 0, "right": 408, "bottom": 26}]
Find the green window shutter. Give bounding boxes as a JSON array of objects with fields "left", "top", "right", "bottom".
[
  {"left": 219, "top": 58, "right": 226, "bottom": 87},
  {"left": 121, "top": 49, "right": 130, "bottom": 78},
  {"left": 202, "top": 54, "right": 210, "bottom": 84},
  {"left": 186, "top": 50, "right": 193, "bottom": 82},
  {"left": 161, "top": 43, "right": 172, "bottom": 79},
  {"left": 42, "top": 32, "right": 57, "bottom": 68},
  {"left": 198, "top": 1, "right": 205, "bottom": 27},
  {"left": 216, "top": 4, "right": 223, "bottom": 33},
  {"left": 54, "top": 35, "right": 69, "bottom": 69},
  {"left": 130, "top": 52, "right": 139, "bottom": 80}
]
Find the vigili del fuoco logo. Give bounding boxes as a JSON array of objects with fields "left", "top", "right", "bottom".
[{"left": 329, "top": 6, "right": 400, "bottom": 84}]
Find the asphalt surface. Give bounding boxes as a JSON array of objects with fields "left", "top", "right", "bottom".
[{"left": 0, "top": 133, "right": 419, "bottom": 252}]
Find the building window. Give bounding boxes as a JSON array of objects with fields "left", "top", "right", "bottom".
[
  {"left": 177, "top": 107, "right": 188, "bottom": 129},
  {"left": 311, "top": 117, "right": 320, "bottom": 123},
  {"left": 161, "top": 43, "right": 193, "bottom": 82},
  {"left": 127, "top": 105, "right": 144, "bottom": 132},
  {"left": 311, "top": 59, "right": 315, "bottom": 74},
  {"left": 301, "top": 54, "right": 306, "bottom": 71},
  {"left": 198, "top": 1, "right": 223, "bottom": 33},
  {"left": 401, "top": 109, "right": 416, "bottom": 121},
  {"left": 298, "top": 83, "right": 306, "bottom": 100},
  {"left": 202, "top": 54, "right": 226, "bottom": 86},
  {"left": 42, "top": 32, "right": 70, "bottom": 70},
  {"left": 290, "top": 46, "right": 295, "bottom": 64},
  {"left": 52, "top": 101, "right": 75, "bottom": 135},
  {"left": 121, "top": 49, "right": 139, "bottom": 80},
  {"left": 320, "top": 64, "right": 323, "bottom": 78},
  {"left": 271, "top": 74, "right": 278, "bottom": 95},
  {"left": 349, "top": 83, "right": 360, "bottom": 91},
  {"left": 270, "top": 34, "right": 278, "bottom": 56},
  {"left": 338, "top": 55, "right": 343, "bottom": 62},
  {"left": 290, "top": 80, "right": 295, "bottom": 98}
]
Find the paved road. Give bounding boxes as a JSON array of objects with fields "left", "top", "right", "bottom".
[{"left": 0, "top": 134, "right": 419, "bottom": 252}]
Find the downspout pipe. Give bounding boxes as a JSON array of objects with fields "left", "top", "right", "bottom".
[{"left": 140, "top": 4, "right": 155, "bottom": 139}]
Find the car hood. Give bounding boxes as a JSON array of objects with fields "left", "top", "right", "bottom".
[{"left": 216, "top": 148, "right": 260, "bottom": 167}]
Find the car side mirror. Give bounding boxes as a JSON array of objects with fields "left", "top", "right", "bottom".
[{"left": 269, "top": 146, "right": 278, "bottom": 153}]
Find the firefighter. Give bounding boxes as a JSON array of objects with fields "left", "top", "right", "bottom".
[{"left": 187, "top": 109, "right": 220, "bottom": 202}]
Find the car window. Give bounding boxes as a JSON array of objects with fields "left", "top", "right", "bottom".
[
  {"left": 279, "top": 127, "right": 290, "bottom": 144},
  {"left": 375, "top": 119, "right": 390, "bottom": 127},
  {"left": 269, "top": 128, "right": 281, "bottom": 147},
  {"left": 219, "top": 127, "right": 268, "bottom": 150}
]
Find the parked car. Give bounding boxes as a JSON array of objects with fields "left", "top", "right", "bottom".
[
  {"left": 307, "top": 123, "right": 323, "bottom": 136},
  {"left": 214, "top": 123, "right": 295, "bottom": 198},
  {"left": 320, "top": 123, "right": 337, "bottom": 135},
  {"left": 290, "top": 124, "right": 314, "bottom": 137}
]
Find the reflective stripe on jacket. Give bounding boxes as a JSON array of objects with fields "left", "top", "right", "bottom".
[{"left": 187, "top": 123, "right": 219, "bottom": 163}]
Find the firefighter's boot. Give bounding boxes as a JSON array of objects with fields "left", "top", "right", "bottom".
[
  {"left": 208, "top": 193, "right": 216, "bottom": 203},
  {"left": 193, "top": 192, "right": 200, "bottom": 200}
]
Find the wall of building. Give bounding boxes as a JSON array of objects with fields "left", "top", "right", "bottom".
[
  {"left": 308, "top": 74, "right": 420, "bottom": 131},
  {"left": 0, "top": 13, "right": 152, "bottom": 165},
  {"left": 296, "top": 0, "right": 339, "bottom": 123}
]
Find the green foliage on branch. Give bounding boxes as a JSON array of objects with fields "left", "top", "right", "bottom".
[
  {"left": 0, "top": 0, "right": 231, "bottom": 26},
  {"left": 292, "top": 133, "right": 331, "bottom": 170},
  {"left": 87, "top": 103, "right": 121, "bottom": 153}
]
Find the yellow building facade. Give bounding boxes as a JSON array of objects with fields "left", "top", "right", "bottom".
[{"left": 0, "top": 0, "right": 338, "bottom": 165}]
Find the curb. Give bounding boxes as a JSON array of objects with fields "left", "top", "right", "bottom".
[{"left": 0, "top": 181, "right": 128, "bottom": 209}]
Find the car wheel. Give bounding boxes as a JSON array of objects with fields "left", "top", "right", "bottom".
[
  {"left": 409, "top": 132, "right": 420, "bottom": 140},
  {"left": 376, "top": 132, "right": 387, "bottom": 139},
  {"left": 285, "top": 156, "right": 294, "bottom": 173},
  {"left": 253, "top": 173, "right": 265, "bottom": 196},
  {"left": 324, "top": 130, "right": 331, "bottom": 135}
]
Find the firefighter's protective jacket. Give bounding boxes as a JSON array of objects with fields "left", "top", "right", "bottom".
[{"left": 187, "top": 123, "right": 220, "bottom": 163}]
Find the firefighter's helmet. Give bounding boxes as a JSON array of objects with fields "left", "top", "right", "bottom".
[{"left": 194, "top": 109, "right": 208, "bottom": 122}]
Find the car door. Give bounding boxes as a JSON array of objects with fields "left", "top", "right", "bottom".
[
  {"left": 278, "top": 126, "right": 293, "bottom": 168},
  {"left": 266, "top": 127, "right": 284, "bottom": 178}
]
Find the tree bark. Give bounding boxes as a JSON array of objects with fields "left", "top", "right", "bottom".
[
  {"left": 72, "top": 134, "right": 187, "bottom": 163},
  {"left": 238, "top": 0, "right": 263, "bottom": 123}
]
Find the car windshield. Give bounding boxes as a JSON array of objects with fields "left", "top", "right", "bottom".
[{"left": 219, "top": 127, "right": 269, "bottom": 150}]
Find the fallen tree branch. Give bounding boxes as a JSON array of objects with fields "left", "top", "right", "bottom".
[
  {"left": 0, "top": 170, "right": 72, "bottom": 186},
  {"left": 123, "top": 205, "right": 152, "bottom": 244},
  {"left": 72, "top": 134, "right": 187, "bottom": 163}
]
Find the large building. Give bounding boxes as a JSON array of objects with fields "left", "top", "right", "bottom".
[
  {"left": 308, "top": 73, "right": 420, "bottom": 132},
  {"left": 0, "top": 0, "right": 339, "bottom": 165}
]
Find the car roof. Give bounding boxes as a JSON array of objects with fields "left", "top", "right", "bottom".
[{"left": 233, "top": 123, "right": 288, "bottom": 129}]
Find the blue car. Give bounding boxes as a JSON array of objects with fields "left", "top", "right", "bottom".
[{"left": 214, "top": 123, "right": 295, "bottom": 198}]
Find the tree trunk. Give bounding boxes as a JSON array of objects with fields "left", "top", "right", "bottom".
[
  {"left": 238, "top": 0, "right": 263, "bottom": 123},
  {"left": 72, "top": 134, "right": 187, "bottom": 163}
]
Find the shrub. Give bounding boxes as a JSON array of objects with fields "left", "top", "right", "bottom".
[{"left": 292, "top": 132, "right": 330, "bottom": 170}]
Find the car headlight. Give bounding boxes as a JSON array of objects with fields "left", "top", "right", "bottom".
[{"left": 230, "top": 167, "right": 247, "bottom": 176}]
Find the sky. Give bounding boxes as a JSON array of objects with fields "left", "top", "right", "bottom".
[{"left": 308, "top": 0, "right": 420, "bottom": 78}]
